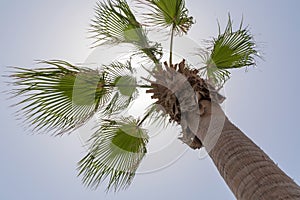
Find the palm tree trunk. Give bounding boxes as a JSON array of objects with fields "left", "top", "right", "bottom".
[
  {"left": 148, "top": 60, "right": 300, "bottom": 199},
  {"left": 197, "top": 100, "right": 300, "bottom": 200}
]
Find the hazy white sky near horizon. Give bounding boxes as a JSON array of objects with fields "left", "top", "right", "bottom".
[{"left": 1, "top": 0, "right": 300, "bottom": 199}]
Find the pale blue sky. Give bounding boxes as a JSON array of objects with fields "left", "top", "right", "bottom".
[{"left": 1, "top": 0, "right": 300, "bottom": 200}]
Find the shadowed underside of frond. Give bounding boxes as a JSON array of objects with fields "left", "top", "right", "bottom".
[
  {"left": 9, "top": 59, "right": 142, "bottom": 135},
  {"left": 9, "top": 60, "right": 110, "bottom": 135},
  {"left": 137, "top": 0, "right": 194, "bottom": 34},
  {"left": 199, "top": 15, "right": 259, "bottom": 87},
  {"left": 101, "top": 61, "right": 138, "bottom": 115},
  {"left": 90, "top": 0, "right": 162, "bottom": 64},
  {"left": 78, "top": 118, "right": 148, "bottom": 192}
]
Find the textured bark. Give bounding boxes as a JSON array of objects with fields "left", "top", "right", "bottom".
[
  {"left": 147, "top": 60, "right": 300, "bottom": 200},
  {"left": 197, "top": 101, "right": 300, "bottom": 200}
]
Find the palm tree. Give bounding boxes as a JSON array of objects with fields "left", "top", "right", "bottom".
[{"left": 8, "top": 0, "right": 300, "bottom": 198}]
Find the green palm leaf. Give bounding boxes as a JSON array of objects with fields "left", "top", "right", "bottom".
[
  {"left": 78, "top": 117, "right": 148, "bottom": 191},
  {"left": 137, "top": 0, "right": 194, "bottom": 34},
  {"left": 91, "top": 0, "right": 161, "bottom": 64},
  {"left": 9, "top": 60, "right": 111, "bottom": 135},
  {"left": 200, "top": 15, "right": 259, "bottom": 86},
  {"left": 102, "top": 61, "right": 138, "bottom": 115}
]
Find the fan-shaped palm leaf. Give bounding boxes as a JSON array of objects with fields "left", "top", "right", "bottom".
[
  {"left": 200, "top": 15, "right": 259, "bottom": 86},
  {"left": 9, "top": 60, "right": 111, "bottom": 135},
  {"left": 137, "top": 0, "right": 194, "bottom": 34},
  {"left": 78, "top": 117, "right": 148, "bottom": 191},
  {"left": 91, "top": 0, "right": 161, "bottom": 64},
  {"left": 102, "top": 61, "right": 138, "bottom": 115}
]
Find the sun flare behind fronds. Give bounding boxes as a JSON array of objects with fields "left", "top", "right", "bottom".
[{"left": 7, "top": 0, "right": 262, "bottom": 193}]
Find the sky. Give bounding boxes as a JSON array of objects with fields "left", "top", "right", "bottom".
[{"left": 1, "top": 0, "right": 300, "bottom": 199}]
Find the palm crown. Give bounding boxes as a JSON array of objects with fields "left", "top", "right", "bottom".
[{"left": 9, "top": 0, "right": 259, "bottom": 192}]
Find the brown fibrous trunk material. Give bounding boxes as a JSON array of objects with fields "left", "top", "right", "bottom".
[{"left": 146, "top": 60, "right": 300, "bottom": 199}]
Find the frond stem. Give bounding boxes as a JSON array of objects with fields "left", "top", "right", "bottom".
[
  {"left": 198, "top": 66, "right": 207, "bottom": 71},
  {"left": 169, "top": 25, "right": 175, "bottom": 66},
  {"left": 142, "top": 49, "right": 160, "bottom": 65},
  {"left": 137, "top": 112, "right": 150, "bottom": 126},
  {"left": 102, "top": 84, "right": 152, "bottom": 88}
]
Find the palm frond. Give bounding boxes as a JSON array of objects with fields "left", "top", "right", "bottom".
[
  {"left": 102, "top": 61, "right": 138, "bottom": 115},
  {"left": 209, "top": 16, "right": 258, "bottom": 69},
  {"left": 143, "top": 103, "right": 171, "bottom": 128},
  {"left": 199, "top": 66, "right": 231, "bottom": 88},
  {"left": 78, "top": 117, "right": 148, "bottom": 191},
  {"left": 200, "top": 15, "right": 259, "bottom": 86},
  {"left": 9, "top": 60, "right": 111, "bottom": 135},
  {"left": 90, "top": 0, "right": 161, "bottom": 64},
  {"left": 137, "top": 0, "right": 194, "bottom": 34}
]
